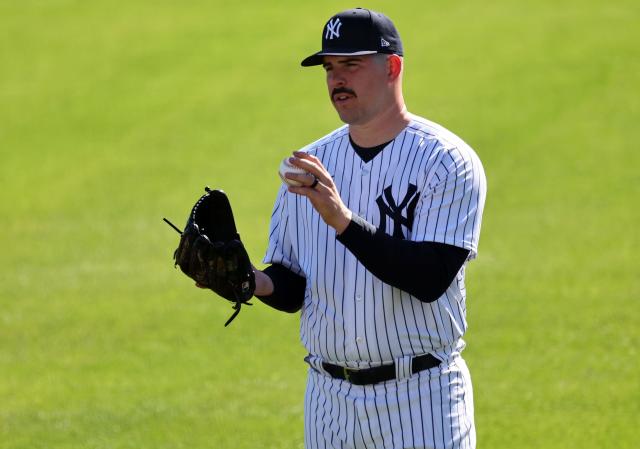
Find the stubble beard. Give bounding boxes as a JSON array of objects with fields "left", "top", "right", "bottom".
[{"left": 334, "top": 103, "right": 367, "bottom": 126}]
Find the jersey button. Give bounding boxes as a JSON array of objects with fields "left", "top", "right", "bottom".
[
  {"left": 356, "top": 294, "right": 362, "bottom": 301},
  {"left": 356, "top": 337, "right": 363, "bottom": 343}
]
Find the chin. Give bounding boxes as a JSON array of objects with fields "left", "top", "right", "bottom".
[{"left": 336, "top": 110, "right": 362, "bottom": 125}]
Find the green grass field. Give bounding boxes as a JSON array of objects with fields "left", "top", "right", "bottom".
[{"left": 1, "top": 0, "right": 639, "bottom": 448}]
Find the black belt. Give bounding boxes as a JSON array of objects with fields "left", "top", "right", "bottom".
[{"left": 321, "top": 353, "right": 441, "bottom": 385}]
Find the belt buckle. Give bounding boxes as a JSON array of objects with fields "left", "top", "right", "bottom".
[{"left": 342, "top": 366, "right": 352, "bottom": 382}]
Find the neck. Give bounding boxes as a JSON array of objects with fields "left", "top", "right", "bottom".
[{"left": 348, "top": 102, "right": 411, "bottom": 148}]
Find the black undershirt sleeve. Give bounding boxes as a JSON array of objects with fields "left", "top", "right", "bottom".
[
  {"left": 255, "top": 263, "right": 306, "bottom": 313},
  {"left": 336, "top": 215, "right": 470, "bottom": 303}
]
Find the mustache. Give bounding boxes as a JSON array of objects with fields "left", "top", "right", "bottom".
[{"left": 331, "top": 87, "right": 357, "bottom": 99}]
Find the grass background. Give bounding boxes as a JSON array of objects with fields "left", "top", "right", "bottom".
[{"left": 1, "top": 0, "right": 638, "bottom": 448}]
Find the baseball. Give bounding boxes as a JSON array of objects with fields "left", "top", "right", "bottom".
[{"left": 278, "top": 157, "right": 309, "bottom": 186}]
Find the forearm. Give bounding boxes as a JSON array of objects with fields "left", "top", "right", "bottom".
[
  {"left": 336, "top": 215, "right": 470, "bottom": 302},
  {"left": 254, "top": 264, "right": 306, "bottom": 313}
]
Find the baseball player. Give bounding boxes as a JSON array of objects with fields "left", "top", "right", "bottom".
[{"left": 252, "top": 8, "right": 487, "bottom": 449}]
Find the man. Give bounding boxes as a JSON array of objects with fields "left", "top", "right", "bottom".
[{"left": 253, "top": 8, "right": 486, "bottom": 449}]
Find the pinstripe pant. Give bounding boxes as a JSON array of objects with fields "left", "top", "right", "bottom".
[{"left": 304, "top": 357, "right": 475, "bottom": 449}]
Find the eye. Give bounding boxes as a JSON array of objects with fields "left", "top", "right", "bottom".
[{"left": 345, "top": 61, "right": 360, "bottom": 70}]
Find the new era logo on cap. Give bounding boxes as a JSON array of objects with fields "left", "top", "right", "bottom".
[{"left": 301, "top": 8, "right": 403, "bottom": 67}]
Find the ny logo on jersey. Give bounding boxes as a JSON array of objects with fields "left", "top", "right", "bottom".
[
  {"left": 325, "top": 18, "right": 342, "bottom": 40},
  {"left": 376, "top": 184, "right": 420, "bottom": 240}
]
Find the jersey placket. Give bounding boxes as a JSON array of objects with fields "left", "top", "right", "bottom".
[
  {"left": 339, "top": 156, "right": 364, "bottom": 362},
  {"left": 353, "top": 158, "right": 374, "bottom": 362}
]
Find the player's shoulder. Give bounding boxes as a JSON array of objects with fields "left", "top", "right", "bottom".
[
  {"left": 407, "top": 114, "right": 483, "bottom": 164},
  {"left": 296, "top": 125, "right": 349, "bottom": 156},
  {"left": 407, "top": 114, "right": 468, "bottom": 151}
]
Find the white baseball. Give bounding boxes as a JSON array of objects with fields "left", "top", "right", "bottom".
[{"left": 278, "top": 157, "right": 309, "bottom": 186}]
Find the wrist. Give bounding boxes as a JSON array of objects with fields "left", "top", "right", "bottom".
[
  {"left": 253, "top": 268, "right": 275, "bottom": 296},
  {"left": 334, "top": 209, "right": 353, "bottom": 235}
]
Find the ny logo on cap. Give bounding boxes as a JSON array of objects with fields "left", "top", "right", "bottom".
[{"left": 325, "top": 17, "right": 342, "bottom": 40}]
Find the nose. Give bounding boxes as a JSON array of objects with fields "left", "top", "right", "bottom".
[{"left": 327, "top": 70, "right": 346, "bottom": 88}]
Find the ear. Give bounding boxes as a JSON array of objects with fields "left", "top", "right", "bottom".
[{"left": 387, "top": 54, "right": 403, "bottom": 81}]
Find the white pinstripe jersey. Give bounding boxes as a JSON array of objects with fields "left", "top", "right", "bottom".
[{"left": 264, "top": 114, "right": 487, "bottom": 368}]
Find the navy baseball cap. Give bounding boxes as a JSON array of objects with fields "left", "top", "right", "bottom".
[{"left": 301, "top": 8, "right": 403, "bottom": 67}]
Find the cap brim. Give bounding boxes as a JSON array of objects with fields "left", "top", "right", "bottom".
[{"left": 300, "top": 50, "right": 378, "bottom": 67}]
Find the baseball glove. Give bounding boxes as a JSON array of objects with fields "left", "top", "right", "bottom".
[{"left": 169, "top": 187, "right": 255, "bottom": 326}]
